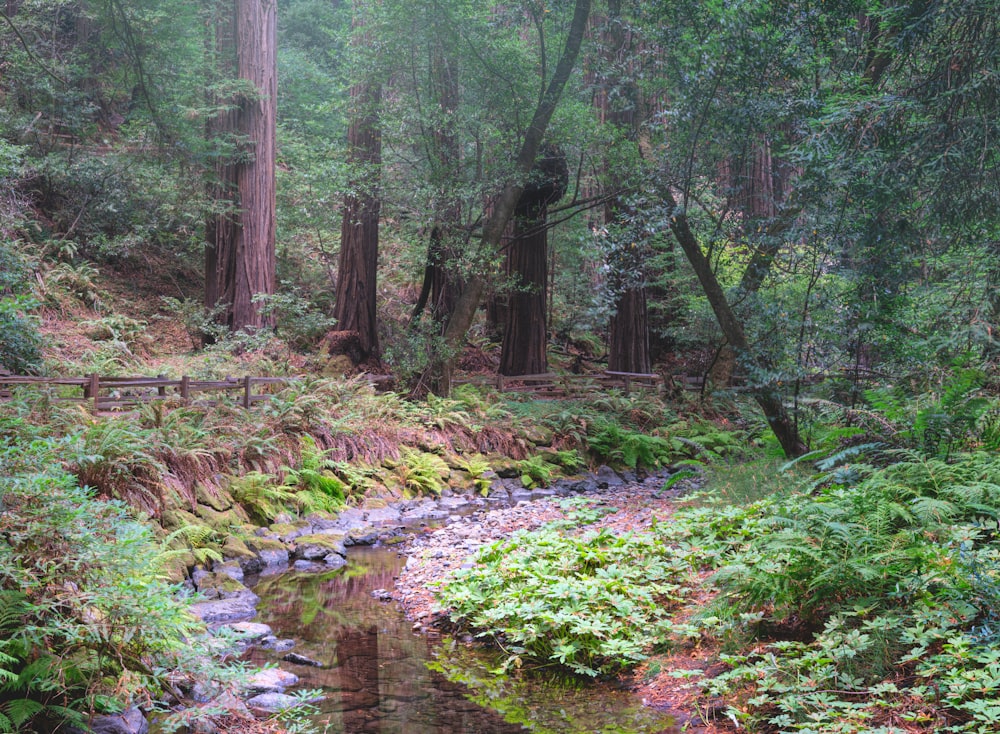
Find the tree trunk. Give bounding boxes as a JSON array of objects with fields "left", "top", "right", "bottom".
[
  {"left": 608, "top": 288, "right": 651, "bottom": 373},
  {"left": 500, "top": 203, "right": 549, "bottom": 375},
  {"left": 205, "top": 0, "right": 277, "bottom": 335},
  {"left": 333, "top": 2, "right": 381, "bottom": 363},
  {"left": 663, "top": 185, "right": 808, "bottom": 458},
  {"left": 436, "top": 0, "right": 592, "bottom": 392}
]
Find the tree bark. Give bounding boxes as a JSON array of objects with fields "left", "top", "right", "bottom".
[
  {"left": 333, "top": 1, "right": 382, "bottom": 362},
  {"left": 436, "top": 0, "right": 592, "bottom": 392},
  {"left": 663, "top": 186, "right": 808, "bottom": 458},
  {"left": 500, "top": 203, "right": 549, "bottom": 375},
  {"left": 205, "top": 0, "right": 277, "bottom": 335}
]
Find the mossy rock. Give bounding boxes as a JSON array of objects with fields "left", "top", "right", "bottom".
[
  {"left": 246, "top": 536, "right": 287, "bottom": 553},
  {"left": 195, "top": 482, "right": 234, "bottom": 512},
  {"left": 222, "top": 535, "right": 257, "bottom": 562},
  {"left": 194, "top": 503, "right": 250, "bottom": 530},
  {"left": 162, "top": 507, "right": 204, "bottom": 531},
  {"left": 487, "top": 454, "right": 521, "bottom": 479},
  {"left": 521, "top": 426, "right": 554, "bottom": 447}
]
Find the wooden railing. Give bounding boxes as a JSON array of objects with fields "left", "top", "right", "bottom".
[
  {"left": 454, "top": 370, "right": 665, "bottom": 397},
  {"left": 0, "top": 374, "right": 296, "bottom": 412}
]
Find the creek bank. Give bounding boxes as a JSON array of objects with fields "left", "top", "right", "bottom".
[{"left": 170, "top": 464, "right": 687, "bottom": 729}]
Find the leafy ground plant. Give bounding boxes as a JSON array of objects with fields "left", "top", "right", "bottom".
[{"left": 436, "top": 515, "right": 699, "bottom": 677}]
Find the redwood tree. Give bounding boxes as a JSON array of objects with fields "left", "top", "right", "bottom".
[
  {"left": 205, "top": 0, "right": 277, "bottom": 334},
  {"left": 499, "top": 147, "right": 568, "bottom": 375},
  {"left": 333, "top": 0, "right": 381, "bottom": 363}
]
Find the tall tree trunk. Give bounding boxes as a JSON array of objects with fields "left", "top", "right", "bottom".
[
  {"left": 500, "top": 203, "right": 549, "bottom": 375},
  {"left": 205, "top": 0, "right": 277, "bottom": 335},
  {"left": 499, "top": 147, "right": 567, "bottom": 375},
  {"left": 600, "top": 0, "right": 652, "bottom": 374},
  {"left": 608, "top": 288, "right": 650, "bottom": 372},
  {"left": 333, "top": 2, "right": 381, "bottom": 363},
  {"left": 663, "top": 185, "right": 808, "bottom": 458},
  {"left": 437, "top": 0, "right": 592, "bottom": 392}
]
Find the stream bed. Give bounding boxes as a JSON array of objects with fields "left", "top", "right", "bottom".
[{"left": 247, "top": 545, "right": 686, "bottom": 734}]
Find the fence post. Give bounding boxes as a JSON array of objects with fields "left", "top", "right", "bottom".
[
  {"left": 157, "top": 374, "right": 167, "bottom": 398},
  {"left": 623, "top": 375, "right": 631, "bottom": 396},
  {"left": 180, "top": 375, "right": 190, "bottom": 401},
  {"left": 496, "top": 374, "right": 504, "bottom": 392},
  {"left": 89, "top": 373, "right": 100, "bottom": 413},
  {"left": 243, "top": 376, "right": 252, "bottom": 409}
]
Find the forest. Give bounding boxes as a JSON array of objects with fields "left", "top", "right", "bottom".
[{"left": 1, "top": 0, "right": 999, "bottom": 732}]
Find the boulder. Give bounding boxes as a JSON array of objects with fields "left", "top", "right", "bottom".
[
  {"left": 246, "top": 692, "right": 300, "bottom": 713},
  {"left": 244, "top": 668, "right": 299, "bottom": 696},
  {"left": 292, "top": 533, "right": 347, "bottom": 561},
  {"left": 189, "top": 597, "right": 257, "bottom": 623},
  {"left": 87, "top": 707, "right": 148, "bottom": 734},
  {"left": 594, "top": 465, "right": 624, "bottom": 488}
]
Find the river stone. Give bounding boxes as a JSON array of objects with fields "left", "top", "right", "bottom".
[
  {"left": 244, "top": 668, "right": 299, "bottom": 695},
  {"left": 568, "top": 476, "right": 600, "bottom": 493},
  {"left": 595, "top": 465, "right": 624, "bottom": 488},
  {"left": 189, "top": 597, "right": 257, "bottom": 623},
  {"left": 270, "top": 521, "right": 310, "bottom": 543},
  {"left": 292, "top": 532, "right": 347, "bottom": 560},
  {"left": 86, "top": 707, "right": 148, "bottom": 734},
  {"left": 365, "top": 506, "right": 402, "bottom": 525},
  {"left": 262, "top": 637, "right": 296, "bottom": 652},
  {"left": 345, "top": 526, "right": 380, "bottom": 546},
  {"left": 246, "top": 693, "right": 300, "bottom": 713},
  {"left": 324, "top": 553, "right": 348, "bottom": 569},
  {"left": 193, "top": 573, "right": 258, "bottom": 606},
  {"left": 225, "top": 622, "right": 273, "bottom": 644},
  {"left": 222, "top": 536, "right": 264, "bottom": 574},
  {"left": 211, "top": 561, "right": 244, "bottom": 583},
  {"left": 282, "top": 652, "right": 325, "bottom": 667}
]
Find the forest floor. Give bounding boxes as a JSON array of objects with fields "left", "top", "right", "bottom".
[{"left": 393, "top": 480, "right": 731, "bottom": 734}]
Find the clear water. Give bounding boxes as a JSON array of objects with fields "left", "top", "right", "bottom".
[{"left": 248, "top": 546, "right": 686, "bottom": 734}]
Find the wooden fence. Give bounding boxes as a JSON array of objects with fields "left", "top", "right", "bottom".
[
  {"left": 453, "top": 370, "right": 665, "bottom": 397},
  {"left": 0, "top": 374, "right": 295, "bottom": 412}
]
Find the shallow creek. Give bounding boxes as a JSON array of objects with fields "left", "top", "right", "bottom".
[{"left": 246, "top": 545, "right": 687, "bottom": 734}]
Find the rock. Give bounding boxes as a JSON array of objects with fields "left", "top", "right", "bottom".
[
  {"left": 324, "top": 553, "right": 347, "bottom": 569},
  {"left": 371, "top": 588, "right": 393, "bottom": 602},
  {"left": 364, "top": 506, "right": 402, "bottom": 525},
  {"left": 595, "top": 465, "right": 624, "bottom": 488},
  {"left": 192, "top": 573, "right": 259, "bottom": 606},
  {"left": 569, "top": 476, "right": 600, "bottom": 493},
  {"left": 211, "top": 561, "right": 244, "bottom": 583},
  {"left": 246, "top": 693, "right": 300, "bottom": 713},
  {"left": 269, "top": 521, "right": 310, "bottom": 543},
  {"left": 87, "top": 707, "right": 148, "bottom": 734},
  {"left": 282, "top": 652, "right": 325, "bottom": 667},
  {"left": 222, "top": 536, "right": 264, "bottom": 574},
  {"left": 264, "top": 638, "right": 296, "bottom": 652},
  {"left": 195, "top": 483, "right": 233, "bottom": 513},
  {"left": 244, "top": 668, "right": 299, "bottom": 695},
  {"left": 345, "top": 527, "right": 380, "bottom": 546},
  {"left": 188, "top": 598, "right": 257, "bottom": 623},
  {"left": 292, "top": 532, "right": 347, "bottom": 560},
  {"left": 224, "top": 622, "right": 273, "bottom": 644}
]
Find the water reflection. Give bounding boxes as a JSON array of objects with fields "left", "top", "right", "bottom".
[{"left": 249, "top": 547, "right": 682, "bottom": 734}]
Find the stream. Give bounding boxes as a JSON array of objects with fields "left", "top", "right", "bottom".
[{"left": 246, "top": 545, "right": 686, "bottom": 734}]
